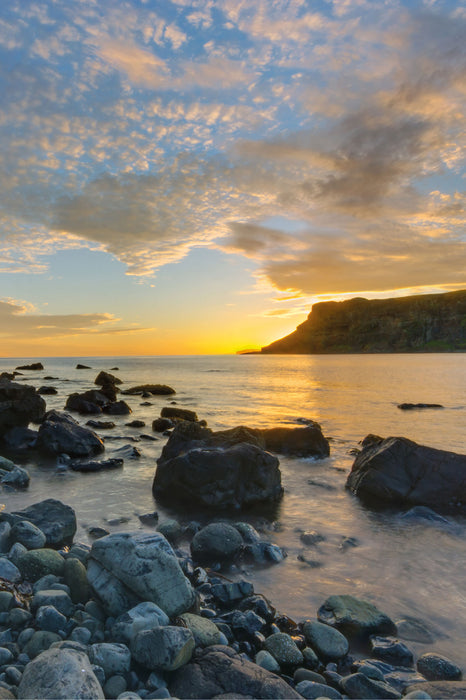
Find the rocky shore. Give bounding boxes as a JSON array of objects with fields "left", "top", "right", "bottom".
[{"left": 0, "top": 367, "right": 465, "bottom": 699}]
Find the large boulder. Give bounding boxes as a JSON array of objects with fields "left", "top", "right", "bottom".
[
  {"left": 87, "top": 532, "right": 195, "bottom": 618},
  {"left": 168, "top": 645, "right": 302, "bottom": 698},
  {"left": 65, "top": 390, "right": 108, "bottom": 414},
  {"left": 17, "top": 646, "right": 104, "bottom": 699},
  {"left": 346, "top": 436, "right": 466, "bottom": 510},
  {"left": 12, "top": 499, "right": 77, "bottom": 547},
  {"left": 154, "top": 442, "right": 283, "bottom": 510},
  {"left": 0, "top": 378, "right": 46, "bottom": 437},
  {"left": 36, "top": 410, "right": 104, "bottom": 457}
]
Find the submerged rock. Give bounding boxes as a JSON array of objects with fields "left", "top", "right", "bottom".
[{"left": 317, "top": 594, "right": 396, "bottom": 640}]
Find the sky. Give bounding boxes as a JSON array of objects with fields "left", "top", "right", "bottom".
[{"left": 0, "top": 0, "right": 465, "bottom": 356}]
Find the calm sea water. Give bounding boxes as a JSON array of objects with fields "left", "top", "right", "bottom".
[{"left": 2, "top": 354, "right": 466, "bottom": 665}]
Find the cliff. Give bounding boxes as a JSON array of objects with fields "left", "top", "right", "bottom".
[{"left": 261, "top": 290, "right": 466, "bottom": 354}]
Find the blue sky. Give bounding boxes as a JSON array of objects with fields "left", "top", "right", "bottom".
[{"left": 0, "top": 0, "right": 465, "bottom": 354}]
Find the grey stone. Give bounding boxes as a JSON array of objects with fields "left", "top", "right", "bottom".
[
  {"left": 0, "top": 378, "right": 46, "bottom": 437},
  {"left": 23, "top": 631, "right": 62, "bottom": 659},
  {"left": 0, "top": 464, "right": 30, "bottom": 488},
  {"left": 177, "top": 613, "right": 222, "bottom": 647},
  {"left": 88, "top": 532, "right": 195, "bottom": 618},
  {"left": 370, "top": 636, "right": 414, "bottom": 667},
  {"left": 0, "top": 649, "right": 13, "bottom": 666},
  {"left": 36, "top": 411, "right": 105, "bottom": 458},
  {"left": 295, "top": 680, "right": 342, "bottom": 699},
  {"left": 8, "top": 542, "right": 27, "bottom": 566},
  {"left": 12, "top": 499, "right": 77, "bottom": 547},
  {"left": 17, "top": 646, "right": 104, "bottom": 699},
  {"left": 395, "top": 617, "right": 435, "bottom": 644},
  {"left": 417, "top": 653, "right": 462, "bottom": 681},
  {"left": 0, "top": 592, "right": 13, "bottom": 612},
  {"left": 111, "top": 602, "right": 169, "bottom": 645},
  {"left": 340, "top": 672, "right": 402, "bottom": 699},
  {"left": 17, "top": 548, "right": 65, "bottom": 582},
  {"left": 89, "top": 643, "right": 131, "bottom": 678},
  {"left": 302, "top": 619, "right": 349, "bottom": 660},
  {"left": 8, "top": 608, "right": 33, "bottom": 628},
  {"left": 263, "top": 632, "right": 303, "bottom": 669},
  {"left": 156, "top": 519, "right": 182, "bottom": 543},
  {"left": 0, "top": 558, "right": 21, "bottom": 583},
  {"left": 317, "top": 594, "right": 396, "bottom": 640},
  {"left": 293, "top": 669, "right": 326, "bottom": 684},
  {"left": 191, "top": 523, "right": 243, "bottom": 564},
  {"left": 0, "top": 522, "right": 11, "bottom": 553},
  {"left": 10, "top": 521, "right": 46, "bottom": 550},
  {"left": 104, "top": 675, "right": 127, "bottom": 698},
  {"left": 35, "top": 605, "right": 68, "bottom": 634},
  {"left": 31, "top": 589, "right": 74, "bottom": 617},
  {"left": 131, "top": 626, "right": 195, "bottom": 671},
  {"left": 64, "top": 557, "right": 89, "bottom": 604},
  {"left": 255, "top": 650, "right": 281, "bottom": 673}
]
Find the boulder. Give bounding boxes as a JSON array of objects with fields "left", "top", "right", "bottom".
[
  {"left": 111, "top": 602, "right": 169, "bottom": 645},
  {"left": 417, "top": 653, "right": 462, "bottom": 681},
  {"left": 154, "top": 442, "right": 283, "bottom": 510},
  {"left": 87, "top": 532, "right": 195, "bottom": 618},
  {"left": 302, "top": 619, "right": 349, "bottom": 660},
  {"left": 36, "top": 411, "right": 104, "bottom": 457},
  {"left": 121, "top": 384, "right": 176, "bottom": 395},
  {"left": 10, "top": 521, "right": 47, "bottom": 549},
  {"left": 317, "top": 594, "right": 396, "bottom": 640},
  {"left": 102, "top": 400, "right": 131, "bottom": 415},
  {"left": 168, "top": 645, "right": 302, "bottom": 698},
  {"left": 12, "top": 499, "right": 77, "bottom": 546},
  {"left": 0, "top": 378, "right": 46, "bottom": 436},
  {"left": 260, "top": 425, "right": 330, "bottom": 458},
  {"left": 346, "top": 436, "right": 466, "bottom": 510},
  {"left": 131, "top": 626, "right": 195, "bottom": 671},
  {"left": 1, "top": 426, "right": 38, "bottom": 450},
  {"left": 17, "top": 549, "right": 65, "bottom": 581},
  {"left": 95, "top": 371, "right": 122, "bottom": 386},
  {"left": 161, "top": 406, "right": 198, "bottom": 422},
  {"left": 191, "top": 523, "right": 243, "bottom": 564},
  {"left": 65, "top": 391, "right": 107, "bottom": 414},
  {"left": 76, "top": 363, "right": 91, "bottom": 369},
  {"left": 17, "top": 647, "right": 104, "bottom": 699},
  {"left": 15, "top": 362, "right": 43, "bottom": 370},
  {"left": 70, "top": 458, "right": 123, "bottom": 473}
]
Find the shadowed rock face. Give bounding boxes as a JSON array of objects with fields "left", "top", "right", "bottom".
[
  {"left": 346, "top": 436, "right": 466, "bottom": 511},
  {"left": 0, "top": 378, "right": 46, "bottom": 436},
  {"left": 261, "top": 289, "right": 466, "bottom": 354}
]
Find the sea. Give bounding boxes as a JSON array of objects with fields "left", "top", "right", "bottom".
[{"left": 2, "top": 353, "right": 466, "bottom": 666}]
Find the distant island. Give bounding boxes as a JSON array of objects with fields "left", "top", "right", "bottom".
[{"left": 261, "top": 289, "right": 466, "bottom": 354}]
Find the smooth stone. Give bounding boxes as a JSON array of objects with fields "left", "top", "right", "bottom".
[
  {"left": 340, "top": 672, "right": 402, "bottom": 699},
  {"left": 317, "top": 594, "right": 396, "bottom": 640},
  {"left": 295, "top": 680, "right": 342, "bottom": 699},
  {"left": 17, "top": 549, "right": 65, "bottom": 582},
  {"left": 0, "top": 559, "right": 21, "bottom": 583},
  {"left": 63, "top": 557, "right": 89, "bottom": 605},
  {"left": 302, "top": 646, "right": 320, "bottom": 669},
  {"left": 23, "top": 631, "right": 62, "bottom": 659},
  {"left": 0, "top": 522, "right": 11, "bottom": 553},
  {"left": 294, "top": 668, "right": 326, "bottom": 684},
  {"left": 10, "top": 521, "right": 46, "bottom": 550},
  {"left": 255, "top": 649, "right": 281, "bottom": 673},
  {"left": 12, "top": 499, "right": 77, "bottom": 547},
  {"left": 104, "top": 675, "right": 127, "bottom": 698},
  {"left": 177, "top": 613, "right": 222, "bottom": 647},
  {"left": 370, "top": 636, "right": 414, "bottom": 667},
  {"left": 263, "top": 632, "right": 303, "bottom": 668},
  {"left": 131, "top": 626, "right": 195, "bottom": 671},
  {"left": 35, "top": 605, "right": 68, "bottom": 634},
  {"left": 8, "top": 608, "right": 33, "bottom": 628},
  {"left": 191, "top": 523, "right": 243, "bottom": 565},
  {"left": 417, "top": 653, "right": 462, "bottom": 681},
  {"left": 33, "top": 573, "right": 60, "bottom": 592},
  {"left": 156, "top": 519, "right": 182, "bottom": 543},
  {"left": 302, "top": 619, "right": 349, "bottom": 660},
  {"left": 0, "top": 464, "right": 30, "bottom": 488},
  {"left": 0, "top": 649, "right": 13, "bottom": 666},
  {"left": 89, "top": 643, "right": 131, "bottom": 678},
  {"left": 70, "top": 626, "right": 92, "bottom": 645},
  {"left": 31, "top": 590, "right": 74, "bottom": 617},
  {"left": 8, "top": 542, "right": 27, "bottom": 567},
  {"left": 403, "top": 692, "right": 432, "bottom": 699},
  {"left": 17, "top": 646, "right": 104, "bottom": 699},
  {"left": 0, "top": 592, "right": 13, "bottom": 612},
  {"left": 111, "top": 602, "right": 170, "bottom": 645}
]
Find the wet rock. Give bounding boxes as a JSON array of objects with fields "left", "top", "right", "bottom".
[
  {"left": 417, "top": 653, "right": 462, "bottom": 681},
  {"left": 17, "top": 646, "right": 104, "bottom": 699},
  {"left": 211, "top": 581, "right": 254, "bottom": 607},
  {"left": 346, "top": 436, "right": 466, "bottom": 511},
  {"left": 260, "top": 425, "right": 330, "bottom": 458},
  {"left": 35, "top": 605, "right": 68, "bottom": 633},
  {"left": 407, "top": 681, "right": 466, "bottom": 698},
  {"left": 65, "top": 390, "right": 108, "bottom": 414},
  {"left": 31, "top": 589, "right": 74, "bottom": 617},
  {"left": 86, "top": 420, "right": 116, "bottom": 429},
  {"left": 177, "top": 613, "right": 222, "bottom": 647},
  {"left": 152, "top": 417, "right": 174, "bottom": 432},
  {"left": 400, "top": 507, "right": 450, "bottom": 525},
  {"left": 0, "top": 460, "right": 30, "bottom": 488},
  {"left": 70, "top": 458, "right": 124, "bottom": 473},
  {"left": 300, "top": 530, "right": 326, "bottom": 546},
  {"left": 89, "top": 643, "right": 131, "bottom": 678},
  {"left": 2, "top": 426, "right": 38, "bottom": 450},
  {"left": 263, "top": 632, "right": 303, "bottom": 669},
  {"left": 15, "top": 363, "right": 43, "bottom": 371},
  {"left": 397, "top": 403, "right": 443, "bottom": 410},
  {"left": 88, "top": 531, "right": 195, "bottom": 618},
  {"left": 36, "top": 411, "right": 105, "bottom": 458},
  {"left": 111, "top": 602, "right": 169, "bottom": 645},
  {"left": 302, "top": 620, "right": 349, "bottom": 661},
  {"left": 0, "top": 558, "right": 21, "bottom": 583},
  {"left": 103, "top": 401, "right": 131, "bottom": 415},
  {"left": 121, "top": 384, "right": 176, "bottom": 396},
  {"left": 126, "top": 420, "right": 145, "bottom": 428},
  {"left": 161, "top": 406, "right": 198, "bottom": 422},
  {"left": 23, "top": 630, "right": 63, "bottom": 659},
  {"left": 156, "top": 519, "right": 182, "bottom": 544},
  {"left": 0, "top": 378, "right": 46, "bottom": 437},
  {"left": 340, "top": 672, "right": 402, "bottom": 698},
  {"left": 370, "top": 636, "right": 414, "bottom": 667},
  {"left": 191, "top": 523, "right": 243, "bottom": 565},
  {"left": 255, "top": 649, "right": 281, "bottom": 673},
  {"left": 17, "top": 548, "right": 65, "bottom": 582},
  {"left": 131, "top": 626, "right": 195, "bottom": 671},
  {"left": 168, "top": 645, "right": 302, "bottom": 698},
  {"left": 10, "top": 521, "right": 46, "bottom": 550},
  {"left": 64, "top": 557, "right": 89, "bottom": 604},
  {"left": 95, "top": 371, "right": 122, "bottom": 386},
  {"left": 295, "top": 680, "right": 342, "bottom": 699},
  {"left": 12, "top": 499, "right": 77, "bottom": 546},
  {"left": 38, "top": 386, "right": 57, "bottom": 395},
  {"left": 317, "top": 595, "right": 396, "bottom": 640},
  {"left": 76, "top": 364, "right": 91, "bottom": 369}
]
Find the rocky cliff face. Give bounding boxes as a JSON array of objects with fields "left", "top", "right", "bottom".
[{"left": 261, "top": 290, "right": 466, "bottom": 354}]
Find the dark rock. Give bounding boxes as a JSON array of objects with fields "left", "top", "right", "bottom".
[
  {"left": 161, "top": 406, "right": 198, "bottom": 422},
  {"left": 121, "top": 384, "right": 176, "bottom": 396},
  {"left": 302, "top": 620, "right": 349, "bottom": 661},
  {"left": 2, "top": 426, "right": 38, "bottom": 450},
  {"left": 211, "top": 581, "right": 254, "bottom": 606},
  {"left": 0, "top": 379, "right": 46, "bottom": 436},
  {"left": 238, "top": 595, "right": 276, "bottom": 623},
  {"left": 417, "top": 653, "right": 462, "bottom": 681},
  {"left": 65, "top": 390, "right": 108, "bottom": 414},
  {"left": 102, "top": 401, "right": 131, "bottom": 415},
  {"left": 370, "top": 636, "right": 414, "bottom": 667},
  {"left": 346, "top": 436, "right": 466, "bottom": 510},
  {"left": 70, "top": 458, "right": 124, "bottom": 473},
  {"left": 37, "top": 386, "right": 57, "bottom": 395},
  {"left": 260, "top": 425, "right": 330, "bottom": 458},
  {"left": 398, "top": 403, "right": 443, "bottom": 410},
  {"left": 340, "top": 672, "right": 402, "bottom": 698},
  {"left": 76, "top": 364, "right": 91, "bottom": 369},
  {"left": 12, "top": 499, "right": 77, "bottom": 547},
  {"left": 15, "top": 363, "right": 43, "bottom": 370},
  {"left": 131, "top": 626, "right": 195, "bottom": 671},
  {"left": 95, "top": 371, "right": 122, "bottom": 386},
  {"left": 263, "top": 633, "right": 303, "bottom": 669},
  {"left": 191, "top": 523, "right": 243, "bottom": 565},
  {"left": 168, "top": 645, "right": 302, "bottom": 698},
  {"left": 86, "top": 420, "right": 116, "bottom": 430},
  {"left": 0, "top": 458, "right": 30, "bottom": 488},
  {"left": 16, "top": 549, "right": 65, "bottom": 582},
  {"left": 406, "top": 681, "right": 466, "bottom": 698},
  {"left": 154, "top": 441, "right": 282, "bottom": 510},
  {"left": 295, "top": 680, "right": 342, "bottom": 699},
  {"left": 36, "top": 411, "right": 104, "bottom": 458},
  {"left": 10, "top": 521, "right": 46, "bottom": 549},
  {"left": 317, "top": 595, "right": 396, "bottom": 641},
  {"left": 126, "top": 420, "right": 145, "bottom": 428},
  {"left": 152, "top": 417, "right": 174, "bottom": 432},
  {"left": 300, "top": 531, "right": 326, "bottom": 546}
]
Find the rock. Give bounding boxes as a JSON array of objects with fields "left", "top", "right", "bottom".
[
  {"left": 0, "top": 378, "right": 46, "bottom": 436},
  {"left": 156, "top": 519, "right": 182, "bottom": 543},
  {"left": 36, "top": 411, "right": 105, "bottom": 458},
  {"left": 88, "top": 531, "right": 195, "bottom": 617},
  {"left": 300, "top": 530, "right": 326, "bottom": 546},
  {"left": 131, "top": 626, "right": 195, "bottom": 671},
  {"left": 176, "top": 613, "right": 222, "bottom": 647},
  {"left": 64, "top": 557, "right": 89, "bottom": 604},
  {"left": 417, "top": 653, "right": 462, "bottom": 681},
  {"left": 191, "top": 523, "right": 243, "bottom": 565},
  {"left": 103, "top": 401, "right": 131, "bottom": 415},
  {"left": 70, "top": 458, "right": 124, "bottom": 472},
  {"left": 0, "top": 558, "right": 21, "bottom": 582},
  {"left": 31, "top": 589, "right": 74, "bottom": 616},
  {"left": 65, "top": 390, "right": 107, "bottom": 414},
  {"left": 76, "top": 364, "right": 92, "bottom": 369},
  {"left": 154, "top": 441, "right": 283, "bottom": 510},
  {"left": 12, "top": 499, "right": 77, "bottom": 546},
  {"left": 17, "top": 646, "right": 104, "bottom": 699},
  {"left": 152, "top": 417, "right": 174, "bottom": 432},
  {"left": 397, "top": 403, "right": 443, "bottom": 410},
  {"left": 0, "top": 521, "right": 11, "bottom": 552},
  {"left": 395, "top": 617, "right": 435, "bottom": 644},
  {"left": 38, "top": 386, "right": 57, "bottom": 395},
  {"left": 111, "top": 602, "right": 169, "bottom": 645},
  {"left": 15, "top": 363, "right": 43, "bottom": 370},
  {"left": 211, "top": 581, "right": 254, "bottom": 606},
  {"left": 160, "top": 406, "right": 198, "bottom": 422},
  {"left": 17, "top": 548, "right": 65, "bottom": 581},
  {"left": 346, "top": 436, "right": 466, "bottom": 510},
  {"left": 95, "top": 371, "right": 122, "bottom": 386},
  {"left": 263, "top": 632, "right": 303, "bottom": 669},
  {"left": 317, "top": 595, "right": 396, "bottom": 640},
  {"left": 86, "top": 420, "right": 116, "bottom": 429},
  {"left": 340, "top": 672, "right": 402, "bottom": 698},
  {"left": 2, "top": 426, "right": 38, "bottom": 450},
  {"left": 0, "top": 461, "right": 30, "bottom": 488},
  {"left": 260, "top": 425, "right": 330, "bottom": 458},
  {"left": 10, "top": 521, "right": 47, "bottom": 549},
  {"left": 255, "top": 649, "right": 281, "bottom": 673},
  {"left": 295, "top": 680, "right": 342, "bottom": 699},
  {"left": 23, "top": 630, "right": 63, "bottom": 658},
  {"left": 89, "top": 643, "right": 131, "bottom": 677},
  {"left": 103, "top": 675, "right": 127, "bottom": 698},
  {"left": 407, "top": 681, "right": 466, "bottom": 698},
  {"left": 121, "top": 384, "right": 176, "bottom": 396},
  {"left": 302, "top": 620, "right": 349, "bottom": 661},
  {"left": 370, "top": 636, "right": 414, "bottom": 667},
  {"left": 168, "top": 645, "right": 302, "bottom": 698},
  {"left": 126, "top": 420, "right": 145, "bottom": 428},
  {"left": 400, "top": 507, "right": 449, "bottom": 524},
  {"left": 35, "top": 605, "right": 68, "bottom": 633}
]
